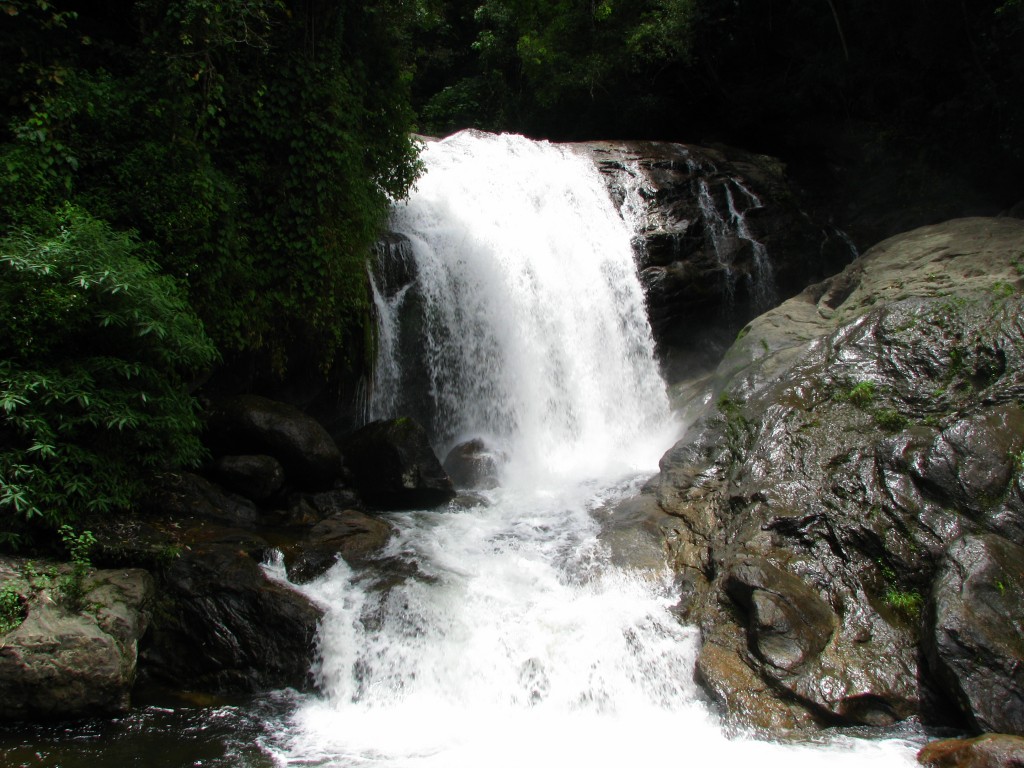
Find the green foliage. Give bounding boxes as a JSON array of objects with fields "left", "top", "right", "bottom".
[
  {"left": 873, "top": 408, "right": 909, "bottom": 432},
  {"left": 56, "top": 524, "right": 95, "bottom": 610},
  {"left": 0, "top": 586, "right": 26, "bottom": 634},
  {"left": 885, "top": 587, "right": 923, "bottom": 621},
  {"left": 416, "top": 0, "right": 697, "bottom": 136},
  {"left": 1011, "top": 449, "right": 1024, "bottom": 474},
  {"left": 1, "top": 1, "right": 421, "bottom": 374},
  {"left": 991, "top": 280, "right": 1016, "bottom": 297},
  {"left": 0, "top": 207, "right": 217, "bottom": 540},
  {"left": 846, "top": 381, "right": 875, "bottom": 408}
]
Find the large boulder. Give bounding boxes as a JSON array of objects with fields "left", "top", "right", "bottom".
[
  {"left": 925, "top": 535, "right": 1024, "bottom": 735},
  {"left": 344, "top": 418, "right": 456, "bottom": 510},
  {"left": 141, "top": 535, "right": 323, "bottom": 692},
  {"left": 636, "top": 217, "right": 1024, "bottom": 733},
  {"left": 0, "top": 561, "right": 153, "bottom": 720},
  {"left": 442, "top": 438, "right": 503, "bottom": 490},
  {"left": 207, "top": 394, "right": 342, "bottom": 489}
]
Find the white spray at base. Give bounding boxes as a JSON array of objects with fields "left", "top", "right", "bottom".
[{"left": 266, "top": 131, "right": 920, "bottom": 768}]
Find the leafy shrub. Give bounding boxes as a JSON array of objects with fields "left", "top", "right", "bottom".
[
  {"left": 0, "top": 586, "right": 26, "bottom": 634},
  {"left": 56, "top": 524, "right": 95, "bottom": 611},
  {"left": 0, "top": 207, "right": 217, "bottom": 544}
]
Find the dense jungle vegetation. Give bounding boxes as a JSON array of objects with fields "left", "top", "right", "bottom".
[{"left": 1, "top": 0, "right": 1022, "bottom": 545}]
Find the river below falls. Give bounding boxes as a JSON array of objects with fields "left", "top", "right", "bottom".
[{"left": 0, "top": 473, "right": 926, "bottom": 768}]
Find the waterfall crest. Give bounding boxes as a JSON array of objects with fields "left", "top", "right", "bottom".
[{"left": 372, "top": 129, "right": 674, "bottom": 485}]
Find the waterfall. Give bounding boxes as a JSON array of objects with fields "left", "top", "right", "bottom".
[
  {"left": 690, "top": 158, "right": 778, "bottom": 314},
  {"left": 370, "top": 129, "right": 674, "bottom": 485},
  {"left": 266, "top": 131, "right": 919, "bottom": 768}
]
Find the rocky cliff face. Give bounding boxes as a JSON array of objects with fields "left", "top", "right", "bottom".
[
  {"left": 576, "top": 140, "right": 847, "bottom": 381},
  {"left": 628, "top": 217, "right": 1024, "bottom": 734}
]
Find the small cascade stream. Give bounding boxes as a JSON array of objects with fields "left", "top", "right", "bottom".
[{"left": 259, "top": 131, "right": 920, "bottom": 768}]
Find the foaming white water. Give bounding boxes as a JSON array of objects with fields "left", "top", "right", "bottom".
[
  {"left": 382, "top": 130, "right": 674, "bottom": 486},
  {"left": 268, "top": 131, "right": 921, "bottom": 768},
  {"left": 270, "top": 481, "right": 920, "bottom": 768}
]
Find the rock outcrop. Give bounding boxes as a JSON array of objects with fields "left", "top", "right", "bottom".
[
  {"left": 206, "top": 394, "right": 343, "bottom": 489},
  {"left": 633, "top": 217, "right": 1024, "bottom": 733},
  {"left": 77, "top": 394, "right": 402, "bottom": 697},
  {"left": 0, "top": 561, "right": 153, "bottom": 720},
  {"left": 139, "top": 533, "right": 323, "bottom": 692},
  {"left": 575, "top": 140, "right": 842, "bottom": 379},
  {"left": 344, "top": 417, "right": 456, "bottom": 510}
]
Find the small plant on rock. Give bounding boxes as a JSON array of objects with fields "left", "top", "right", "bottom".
[
  {"left": 885, "top": 588, "right": 923, "bottom": 621},
  {"left": 874, "top": 409, "right": 909, "bottom": 432},
  {"left": 0, "top": 586, "right": 26, "bottom": 633},
  {"left": 846, "top": 381, "right": 875, "bottom": 408},
  {"left": 57, "top": 524, "right": 96, "bottom": 611},
  {"left": 1011, "top": 449, "right": 1024, "bottom": 475}
]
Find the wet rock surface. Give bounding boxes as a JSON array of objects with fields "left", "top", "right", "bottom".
[
  {"left": 139, "top": 534, "right": 323, "bottom": 692},
  {"left": 206, "top": 394, "right": 343, "bottom": 489},
  {"left": 0, "top": 561, "right": 153, "bottom": 720},
  {"left": 344, "top": 417, "right": 456, "bottom": 510},
  {"left": 94, "top": 472, "right": 395, "bottom": 693},
  {"left": 918, "top": 734, "right": 1024, "bottom": 768},
  {"left": 926, "top": 535, "right": 1024, "bottom": 735},
  {"left": 77, "top": 394, "right": 403, "bottom": 698},
  {"left": 211, "top": 454, "right": 285, "bottom": 502},
  {"left": 637, "top": 217, "right": 1024, "bottom": 734},
  {"left": 443, "top": 438, "right": 503, "bottom": 490},
  {"left": 575, "top": 140, "right": 840, "bottom": 379}
]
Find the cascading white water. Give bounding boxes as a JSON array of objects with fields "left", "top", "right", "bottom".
[
  {"left": 372, "top": 130, "right": 673, "bottom": 484},
  {"left": 266, "top": 131, "right": 920, "bottom": 768}
]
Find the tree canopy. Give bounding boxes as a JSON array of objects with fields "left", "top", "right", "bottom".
[{"left": 0, "top": 0, "right": 421, "bottom": 540}]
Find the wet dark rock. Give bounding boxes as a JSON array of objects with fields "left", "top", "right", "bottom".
[
  {"left": 144, "top": 472, "right": 261, "bottom": 528},
  {"left": 724, "top": 558, "right": 836, "bottom": 672},
  {"left": 639, "top": 218, "right": 1024, "bottom": 734},
  {"left": 918, "top": 734, "right": 1024, "bottom": 768},
  {"left": 211, "top": 454, "right": 285, "bottom": 502},
  {"left": 694, "top": 639, "right": 811, "bottom": 732},
  {"left": 925, "top": 535, "right": 1024, "bottom": 736},
  {"left": 575, "top": 140, "right": 834, "bottom": 379},
  {"left": 443, "top": 438, "right": 503, "bottom": 490},
  {"left": 207, "top": 394, "right": 343, "bottom": 489},
  {"left": 371, "top": 232, "right": 418, "bottom": 298},
  {"left": 0, "top": 561, "right": 153, "bottom": 720},
  {"left": 142, "top": 541, "right": 322, "bottom": 692},
  {"left": 280, "top": 511, "right": 393, "bottom": 584},
  {"left": 344, "top": 417, "right": 456, "bottom": 510},
  {"left": 92, "top": 481, "right": 385, "bottom": 695}
]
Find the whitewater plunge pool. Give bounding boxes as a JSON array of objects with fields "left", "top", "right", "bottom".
[
  {"left": 1, "top": 132, "right": 926, "bottom": 767},
  {"left": 0, "top": 476, "right": 926, "bottom": 767}
]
